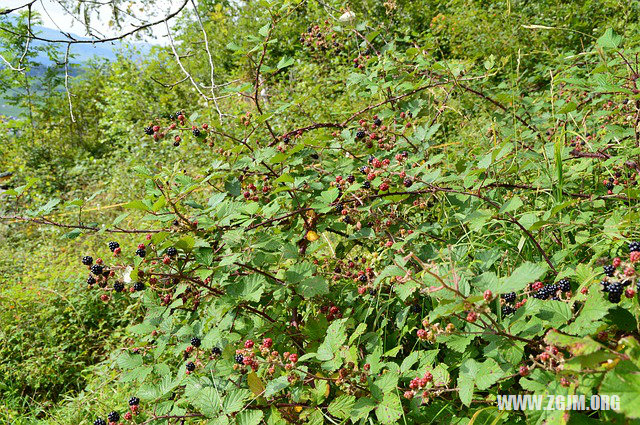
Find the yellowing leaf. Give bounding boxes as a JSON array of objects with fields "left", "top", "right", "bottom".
[
  {"left": 306, "top": 231, "right": 319, "bottom": 242},
  {"left": 247, "top": 372, "right": 264, "bottom": 396},
  {"left": 247, "top": 372, "right": 265, "bottom": 396}
]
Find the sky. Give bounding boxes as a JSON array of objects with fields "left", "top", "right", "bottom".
[{"left": 3, "top": 0, "right": 179, "bottom": 44}]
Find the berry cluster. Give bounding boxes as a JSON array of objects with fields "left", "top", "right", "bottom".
[
  {"left": 404, "top": 371, "right": 434, "bottom": 401},
  {"left": 319, "top": 304, "right": 343, "bottom": 321},
  {"left": 599, "top": 243, "right": 639, "bottom": 303},
  {"left": 299, "top": 21, "right": 342, "bottom": 53},
  {"left": 142, "top": 110, "right": 212, "bottom": 147},
  {"left": 531, "top": 280, "right": 570, "bottom": 300},
  {"left": 93, "top": 397, "right": 140, "bottom": 425},
  {"left": 416, "top": 318, "right": 455, "bottom": 342}
]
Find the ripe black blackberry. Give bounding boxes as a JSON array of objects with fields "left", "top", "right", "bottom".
[
  {"left": 359, "top": 166, "right": 368, "bottom": 174},
  {"left": 343, "top": 215, "right": 351, "bottom": 224},
  {"left": 191, "top": 337, "right": 201, "bottom": 347},
  {"left": 192, "top": 128, "right": 201, "bottom": 137},
  {"left": 600, "top": 280, "right": 611, "bottom": 292},
  {"left": 603, "top": 265, "right": 615, "bottom": 277},
  {"left": 373, "top": 118, "right": 382, "bottom": 126},
  {"left": 358, "top": 274, "right": 367, "bottom": 282},
  {"left": 108, "top": 241, "right": 119, "bottom": 252},
  {"left": 608, "top": 282, "right": 623, "bottom": 295},
  {"left": 94, "top": 419, "right": 106, "bottom": 425},
  {"left": 363, "top": 181, "right": 371, "bottom": 189},
  {"left": 186, "top": 361, "right": 196, "bottom": 371},
  {"left": 356, "top": 130, "right": 365, "bottom": 139},
  {"left": 283, "top": 136, "right": 290, "bottom": 144},
  {"left": 608, "top": 292, "right": 622, "bottom": 303},
  {"left": 91, "top": 264, "right": 103, "bottom": 275},
  {"left": 133, "top": 281, "right": 145, "bottom": 291},
  {"left": 403, "top": 178, "right": 413, "bottom": 188},
  {"left": 136, "top": 248, "right": 146, "bottom": 258},
  {"left": 87, "top": 275, "right": 96, "bottom": 285},
  {"left": 551, "top": 296, "right": 560, "bottom": 301},
  {"left": 212, "top": 347, "right": 222, "bottom": 356},
  {"left": 629, "top": 241, "right": 640, "bottom": 252},
  {"left": 501, "top": 305, "right": 515, "bottom": 316},
  {"left": 533, "top": 288, "right": 549, "bottom": 300},
  {"left": 82, "top": 256, "right": 93, "bottom": 266},
  {"left": 558, "top": 279, "right": 571, "bottom": 292},
  {"left": 166, "top": 247, "right": 178, "bottom": 257},
  {"left": 235, "top": 354, "right": 244, "bottom": 364},
  {"left": 113, "top": 282, "right": 125, "bottom": 292},
  {"left": 107, "top": 411, "right": 120, "bottom": 423},
  {"left": 129, "top": 396, "right": 140, "bottom": 406},
  {"left": 144, "top": 126, "right": 154, "bottom": 135},
  {"left": 334, "top": 203, "right": 344, "bottom": 213},
  {"left": 173, "top": 141, "right": 180, "bottom": 147},
  {"left": 501, "top": 292, "right": 516, "bottom": 303},
  {"left": 346, "top": 175, "right": 355, "bottom": 184},
  {"left": 605, "top": 182, "right": 614, "bottom": 191}
]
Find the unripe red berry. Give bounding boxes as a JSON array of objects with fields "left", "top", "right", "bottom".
[
  {"left": 466, "top": 311, "right": 477, "bottom": 322},
  {"left": 519, "top": 365, "right": 529, "bottom": 377},
  {"left": 289, "top": 353, "right": 298, "bottom": 363},
  {"left": 483, "top": 289, "right": 493, "bottom": 301},
  {"left": 245, "top": 340, "right": 254, "bottom": 349}
]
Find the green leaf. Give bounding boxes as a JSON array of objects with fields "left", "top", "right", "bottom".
[
  {"left": 276, "top": 56, "right": 294, "bottom": 69},
  {"left": 124, "top": 200, "right": 150, "bottom": 211},
  {"left": 600, "top": 360, "right": 640, "bottom": 418},
  {"left": 499, "top": 196, "right": 523, "bottom": 214},
  {"left": 597, "top": 28, "right": 622, "bottom": 49},
  {"left": 492, "top": 262, "right": 548, "bottom": 293},
  {"left": 117, "top": 352, "right": 143, "bottom": 369},
  {"left": 236, "top": 410, "right": 264, "bottom": 425},
  {"left": 298, "top": 276, "right": 329, "bottom": 298},
  {"left": 475, "top": 359, "right": 504, "bottom": 390},
  {"left": 328, "top": 394, "right": 355, "bottom": 419},
  {"left": 223, "top": 389, "right": 251, "bottom": 414},
  {"left": 264, "top": 376, "right": 290, "bottom": 398},
  {"left": 375, "top": 393, "right": 403, "bottom": 425},
  {"left": 351, "top": 397, "right": 376, "bottom": 421}
]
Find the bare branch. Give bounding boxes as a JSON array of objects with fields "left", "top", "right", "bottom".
[
  {"left": 0, "top": 0, "right": 189, "bottom": 45},
  {"left": 165, "top": 18, "right": 209, "bottom": 102},
  {"left": 190, "top": 0, "right": 224, "bottom": 119},
  {"left": 64, "top": 43, "right": 75, "bottom": 122}
]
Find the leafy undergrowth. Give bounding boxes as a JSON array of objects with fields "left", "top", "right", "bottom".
[{"left": 4, "top": 2, "right": 640, "bottom": 425}]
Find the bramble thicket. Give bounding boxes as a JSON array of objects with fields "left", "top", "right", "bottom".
[{"left": 3, "top": 1, "right": 640, "bottom": 424}]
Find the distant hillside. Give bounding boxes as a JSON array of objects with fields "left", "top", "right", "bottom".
[
  {"left": 30, "top": 23, "right": 152, "bottom": 64},
  {"left": 1, "top": 15, "right": 151, "bottom": 64},
  {"left": 0, "top": 18, "right": 152, "bottom": 117}
]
